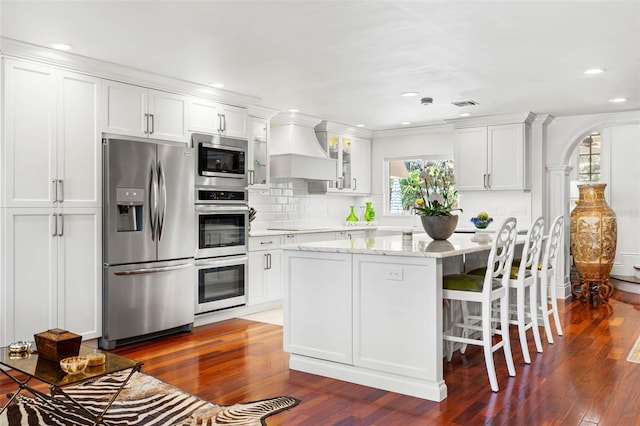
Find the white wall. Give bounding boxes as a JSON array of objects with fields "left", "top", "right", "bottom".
[
  {"left": 370, "top": 125, "right": 533, "bottom": 230},
  {"left": 606, "top": 124, "right": 640, "bottom": 276}
]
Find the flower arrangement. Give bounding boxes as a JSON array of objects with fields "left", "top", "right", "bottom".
[
  {"left": 411, "top": 161, "right": 462, "bottom": 217},
  {"left": 471, "top": 211, "right": 493, "bottom": 229}
]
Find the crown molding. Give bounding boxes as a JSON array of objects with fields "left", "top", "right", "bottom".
[
  {"left": 0, "top": 37, "right": 259, "bottom": 107},
  {"left": 373, "top": 123, "right": 452, "bottom": 139},
  {"left": 248, "top": 105, "right": 281, "bottom": 120},
  {"left": 314, "top": 120, "right": 374, "bottom": 139},
  {"left": 445, "top": 112, "right": 537, "bottom": 128}
]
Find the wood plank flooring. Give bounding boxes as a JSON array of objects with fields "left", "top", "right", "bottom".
[{"left": 3, "top": 290, "right": 640, "bottom": 425}]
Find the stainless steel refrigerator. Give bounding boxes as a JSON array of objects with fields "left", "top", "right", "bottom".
[{"left": 100, "top": 138, "right": 195, "bottom": 349}]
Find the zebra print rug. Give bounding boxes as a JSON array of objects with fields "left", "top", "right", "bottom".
[{"left": 0, "top": 370, "right": 299, "bottom": 425}]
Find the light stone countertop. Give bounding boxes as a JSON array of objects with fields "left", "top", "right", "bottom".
[
  {"left": 281, "top": 232, "right": 502, "bottom": 258},
  {"left": 249, "top": 225, "right": 377, "bottom": 237}
]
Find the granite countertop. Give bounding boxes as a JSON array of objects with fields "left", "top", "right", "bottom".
[
  {"left": 249, "top": 225, "right": 377, "bottom": 237},
  {"left": 280, "top": 233, "right": 503, "bottom": 259}
]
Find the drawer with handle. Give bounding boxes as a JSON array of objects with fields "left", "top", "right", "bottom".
[{"left": 248, "top": 235, "right": 283, "bottom": 251}]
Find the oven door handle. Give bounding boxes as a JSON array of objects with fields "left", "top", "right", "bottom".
[
  {"left": 200, "top": 142, "right": 245, "bottom": 153},
  {"left": 114, "top": 262, "right": 193, "bottom": 276},
  {"left": 195, "top": 205, "right": 250, "bottom": 213},
  {"left": 195, "top": 256, "right": 248, "bottom": 268}
]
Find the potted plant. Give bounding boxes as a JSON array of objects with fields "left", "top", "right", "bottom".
[
  {"left": 411, "top": 161, "right": 462, "bottom": 240},
  {"left": 471, "top": 212, "right": 493, "bottom": 229}
]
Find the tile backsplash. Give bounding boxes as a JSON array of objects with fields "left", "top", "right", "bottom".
[
  {"left": 249, "top": 182, "right": 532, "bottom": 233},
  {"left": 248, "top": 180, "right": 364, "bottom": 231}
]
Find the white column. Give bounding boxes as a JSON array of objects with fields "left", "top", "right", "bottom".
[
  {"left": 547, "top": 165, "right": 573, "bottom": 297},
  {"left": 530, "top": 115, "right": 554, "bottom": 221}
]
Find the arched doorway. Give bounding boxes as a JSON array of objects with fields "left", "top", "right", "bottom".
[{"left": 548, "top": 111, "right": 640, "bottom": 296}]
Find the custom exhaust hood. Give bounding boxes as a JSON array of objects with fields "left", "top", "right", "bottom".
[{"left": 269, "top": 112, "right": 337, "bottom": 181}]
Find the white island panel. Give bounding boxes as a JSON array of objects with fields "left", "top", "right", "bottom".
[
  {"left": 353, "top": 254, "right": 443, "bottom": 381},
  {"left": 283, "top": 251, "right": 352, "bottom": 364}
]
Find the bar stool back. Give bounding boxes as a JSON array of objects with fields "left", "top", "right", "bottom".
[
  {"left": 442, "top": 217, "right": 518, "bottom": 392},
  {"left": 539, "top": 215, "right": 564, "bottom": 343},
  {"left": 508, "top": 216, "right": 545, "bottom": 363}
]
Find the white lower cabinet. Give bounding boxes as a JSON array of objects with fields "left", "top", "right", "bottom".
[
  {"left": 284, "top": 251, "right": 353, "bottom": 364},
  {"left": 248, "top": 236, "right": 283, "bottom": 306},
  {"left": 1, "top": 208, "right": 101, "bottom": 346},
  {"left": 248, "top": 248, "right": 282, "bottom": 305}
]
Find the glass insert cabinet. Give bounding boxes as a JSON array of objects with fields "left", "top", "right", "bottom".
[
  {"left": 311, "top": 120, "right": 372, "bottom": 195},
  {"left": 248, "top": 117, "right": 269, "bottom": 188}
]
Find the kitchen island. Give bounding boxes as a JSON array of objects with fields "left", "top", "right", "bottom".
[{"left": 282, "top": 232, "right": 498, "bottom": 402}]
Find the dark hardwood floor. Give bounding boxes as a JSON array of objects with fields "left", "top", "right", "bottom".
[{"left": 3, "top": 289, "right": 640, "bottom": 425}]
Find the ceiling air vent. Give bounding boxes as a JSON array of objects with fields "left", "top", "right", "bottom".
[{"left": 451, "top": 100, "right": 479, "bottom": 107}]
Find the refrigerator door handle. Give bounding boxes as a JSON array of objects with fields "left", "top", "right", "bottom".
[
  {"left": 149, "top": 160, "right": 158, "bottom": 241},
  {"left": 113, "top": 262, "right": 193, "bottom": 276},
  {"left": 157, "top": 160, "right": 167, "bottom": 240}
]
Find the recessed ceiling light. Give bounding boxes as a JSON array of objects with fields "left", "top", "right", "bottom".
[
  {"left": 608, "top": 97, "right": 627, "bottom": 103},
  {"left": 209, "top": 83, "right": 225, "bottom": 89},
  {"left": 288, "top": 109, "right": 299, "bottom": 113},
  {"left": 356, "top": 124, "right": 365, "bottom": 128},
  {"left": 459, "top": 113, "right": 471, "bottom": 117},
  {"left": 51, "top": 43, "right": 73, "bottom": 51},
  {"left": 584, "top": 68, "right": 605, "bottom": 75},
  {"left": 400, "top": 92, "right": 419, "bottom": 97},
  {"left": 401, "top": 121, "right": 411, "bottom": 125}
]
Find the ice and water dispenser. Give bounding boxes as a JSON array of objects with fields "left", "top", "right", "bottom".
[{"left": 116, "top": 188, "right": 144, "bottom": 232}]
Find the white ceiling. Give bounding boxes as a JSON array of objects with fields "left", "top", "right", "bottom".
[{"left": 1, "top": 0, "right": 638, "bottom": 130}]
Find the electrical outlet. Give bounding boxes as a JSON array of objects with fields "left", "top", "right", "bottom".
[{"left": 384, "top": 267, "right": 403, "bottom": 281}]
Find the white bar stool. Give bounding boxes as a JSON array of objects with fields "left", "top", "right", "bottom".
[{"left": 442, "top": 217, "right": 518, "bottom": 392}]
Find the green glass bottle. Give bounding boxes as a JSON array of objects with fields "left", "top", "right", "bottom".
[
  {"left": 364, "top": 201, "right": 375, "bottom": 222},
  {"left": 345, "top": 206, "right": 359, "bottom": 222}
]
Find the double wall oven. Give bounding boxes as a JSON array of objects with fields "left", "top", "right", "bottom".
[{"left": 193, "top": 133, "right": 249, "bottom": 314}]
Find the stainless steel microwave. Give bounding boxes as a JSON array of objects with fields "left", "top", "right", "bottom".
[{"left": 193, "top": 133, "right": 248, "bottom": 188}]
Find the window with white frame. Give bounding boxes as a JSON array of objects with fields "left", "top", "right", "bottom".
[
  {"left": 578, "top": 132, "right": 601, "bottom": 182},
  {"left": 385, "top": 155, "right": 453, "bottom": 215}
]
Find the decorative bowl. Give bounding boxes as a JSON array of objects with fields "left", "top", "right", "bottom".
[
  {"left": 471, "top": 217, "right": 493, "bottom": 229},
  {"left": 59, "top": 356, "right": 89, "bottom": 374},
  {"left": 86, "top": 352, "right": 106, "bottom": 367}
]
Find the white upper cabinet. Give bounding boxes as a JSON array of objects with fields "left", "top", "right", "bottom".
[
  {"left": 187, "top": 97, "right": 247, "bottom": 140},
  {"left": 350, "top": 137, "right": 372, "bottom": 194},
  {"left": 248, "top": 116, "right": 269, "bottom": 188},
  {"left": 310, "top": 121, "right": 373, "bottom": 195},
  {"left": 453, "top": 114, "right": 533, "bottom": 191},
  {"left": 102, "top": 80, "right": 188, "bottom": 143},
  {"left": 2, "top": 59, "right": 101, "bottom": 208}
]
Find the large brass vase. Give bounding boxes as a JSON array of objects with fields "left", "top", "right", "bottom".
[{"left": 570, "top": 183, "right": 617, "bottom": 300}]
